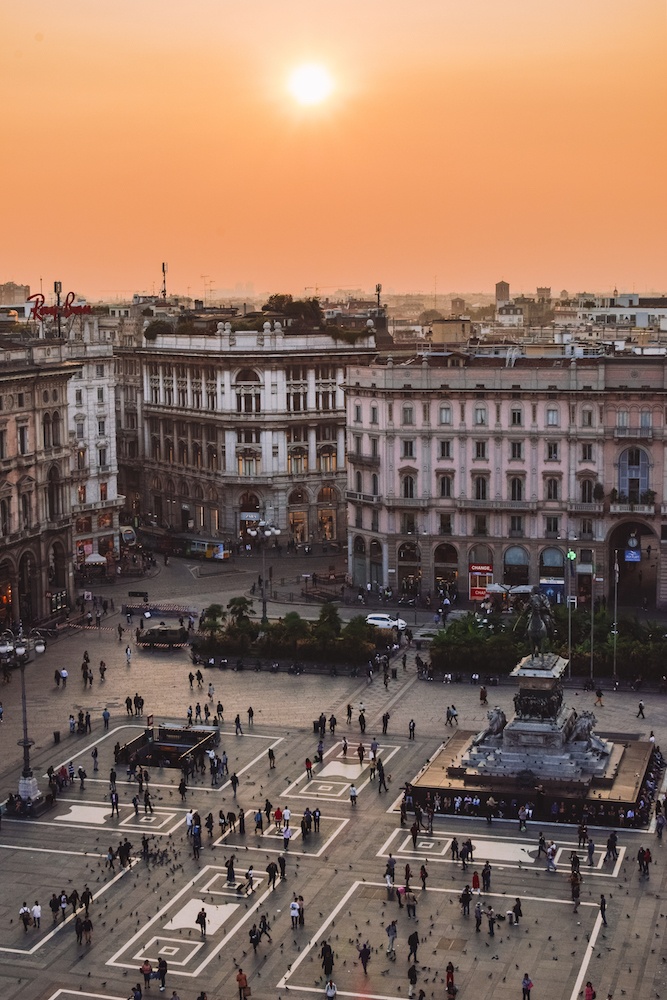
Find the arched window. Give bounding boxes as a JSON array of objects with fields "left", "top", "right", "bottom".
[
  {"left": 617, "top": 408, "right": 629, "bottom": 429},
  {"left": 52, "top": 412, "right": 61, "bottom": 446},
  {"left": 370, "top": 404, "right": 378, "bottom": 425},
  {"left": 618, "top": 446, "right": 650, "bottom": 502},
  {"left": 403, "top": 475, "right": 415, "bottom": 499},
  {"left": 0, "top": 497, "right": 10, "bottom": 535},
  {"left": 151, "top": 476, "right": 162, "bottom": 491},
  {"left": 355, "top": 471, "right": 363, "bottom": 494},
  {"left": 47, "top": 467, "right": 61, "bottom": 520},
  {"left": 474, "top": 476, "right": 487, "bottom": 500},
  {"left": 371, "top": 474, "right": 379, "bottom": 497},
  {"left": 580, "top": 479, "right": 594, "bottom": 503},
  {"left": 510, "top": 477, "right": 523, "bottom": 501},
  {"left": 179, "top": 441, "right": 188, "bottom": 465},
  {"left": 42, "top": 413, "right": 52, "bottom": 449}
]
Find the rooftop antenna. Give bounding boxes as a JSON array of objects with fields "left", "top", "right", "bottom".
[
  {"left": 161, "top": 262, "right": 168, "bottom": 301},
  {"left": 375, "top": 283, "right": 382, "bottom": 309}
]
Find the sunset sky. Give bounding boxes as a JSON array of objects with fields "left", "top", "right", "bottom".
[{"left": 3, "top": 1, "right": 666, "bottom": 302}]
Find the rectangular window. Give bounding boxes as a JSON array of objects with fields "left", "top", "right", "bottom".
[
  {"left": 95, "top": 363, "right": 104, "bottom": 378},
  {"left": 439, "top": 405, "right": 452, "bottom": 425},
  {"left": 581, "top": 518, "right": 593, "bottom": 538},
  {"left": 371, "top": 510, "right": 379, "bottom": 532},
  {"left": 546, "top": 478, "right": 560, "bottom": 500},
  {"left": 0, "top": 429, "right": 5, "bottom": 459},
  {"left": 440, "top": 440, "right": 452, "bottom": 460},
  {"left": 354, "top": 404, "right": 362, "bottom": 423},
  {"left": 547, "top": 442, "right": 559, "bottom": 461},
  {"left": 100, "top": 482, "right": 108, "bottom": 501},
  {"left": 370, "top": 437, "right": 379, "bottom": 458},
  {"left": 402, "top": 439, "right": 415, "bottom": 459},
  {"left": 641, "top": 410, "right": 652, "bottom": 429},
  {"left": 545, "top": 515, "right": 560, "bottom": 535},
  {"left": 510, "top": 515, "right": 523, "bottom": 535},
  {"left": 440, "top": 475, "right": 452, "bottom": 498},
  {"left": 475, "top": 440, "right": 487, "bottom": 460},
  {"left": 546, "top": 408, "right": 559, "bottom": 426},
  {"left": 511, "top": 407, "right": 523, "bottom": 426},
  {"left": 98, "top": 448, "right": 107, "bottom": 468},
  {"left": 17, "top": 393, "right": 24, "bottom": 407},
  {"left": 401, "top": 513, "right": 416, "bottom": 534},
  {"left": 474, "top": 406, "right": 487, "bottom": 426},
  {"left": 439, "top": 513, "right": 452, "bottom": 535},
  {"left": 97, "top": 387, "right": 104, "bottom": 404},
  {"left": 353, "top": 435, "right": 361, "bottom": 456},
  {"left": 511, "top": 440, "right": 523, "bottom": 460},
  {"left": 402, "top": 405, "right": 414, "bottom": 425},
  {"left": 355, "top": 506, "right": 363, "bottom": 529},
  {"left": 422, "top": 403, "right": 429, "bottom": 422},
  {"left": 97, "top": 420, "right": 105, "bottom": 436},
  {"left": 473, "top": 514, "right": 488, "bottom": 535},
  {"left": 76, "top": 421, "right": 85, "bottom": 439},
  {"left": 18, "top": 426, "right": 28, "bottom": 455},
  {"left": 75, "top": 389, "right": 83, "bottom": 407},
  {"left": 581, "top": 443, "right": 593, "bottom": 461},
  {"left": 582, "top": 409, "right": 593, "bottom": 427}
]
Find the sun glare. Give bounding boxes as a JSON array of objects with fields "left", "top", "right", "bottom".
[{"left": 288, "top": 64, "right": 333, "bottom": 106}]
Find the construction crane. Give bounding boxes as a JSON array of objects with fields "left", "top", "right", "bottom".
[{"left": 304, "top": 285, "right": 343, "bottom": 298}]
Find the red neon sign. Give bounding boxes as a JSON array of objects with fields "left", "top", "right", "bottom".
[{"left": 27, "top": 291, "right": 93, "bottom": 322}]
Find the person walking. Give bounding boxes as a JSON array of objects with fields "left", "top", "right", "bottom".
[
  {"left": 196, "top": 907, "right": 207, "bottom": 939},
  {"left": 358, "top": 941, "right": 371, "bottom": 975},
  {"left": 31, "top": 900, "right": 41, "bottom": 929},
  {"left": 522, "top": 973, "right": 533, "bottom": 999},
  {"left": 637, "top": 699, "right": 646, "bottom": 719},
  {"left": 594, "top": 687, "right": 603, "bottom": 707},
  {"left": 600, "top": 894, "right": 607, "bottom": 926},
  {"left": 349, "top": 784, "right": 358, "bottom": 807},
  {"left": 513, "top": 897, "right": 523, "bottom": 925},
  {"left": 325, "top": 980, "right": 337, "bottom": 999},
  {"left": 407, "top": 963, "right": 418, "bottom": 999},
  {"left": 407, "top": 929, "right": 419, "bottom": 962}
]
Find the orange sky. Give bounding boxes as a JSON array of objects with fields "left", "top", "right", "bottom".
[{"left": 2, "top": 1, "right": 666, "bottom": 301}]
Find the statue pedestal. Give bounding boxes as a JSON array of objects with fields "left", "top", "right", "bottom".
[{"left": 18, "top": 775, "right": 40, "bottom": 801}]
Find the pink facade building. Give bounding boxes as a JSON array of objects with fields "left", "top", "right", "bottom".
[{"left": 346, "top": 352, "right": 667, "bottom": 609}]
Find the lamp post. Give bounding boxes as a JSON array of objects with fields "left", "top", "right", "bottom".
[
  {"left": 248, "top": 521, "right": 281, "bottom": 625},
  {"left": 0, "top": 628, "right": 46, "bottom": 802},
  {"left": 566, "top": 547, "right": 577, "bottom": 680},
  {"left": 590, "top": 557, "right": 595, "bottom": 683},
  {"left": 612, "top": 549, "right": 619, "bottom": 681}
]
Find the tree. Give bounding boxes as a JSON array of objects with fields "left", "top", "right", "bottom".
[
  {"left": 144, "top": 319, "right": 173, "bottom": 340},
  {"left": 314, "top": 603, "right": 342, "bottom": 638},
  {"left": 199, "top": 604, "right": 226, "bottom": 639},
  {"left": 226, "top": 596, "right": 255, "bottom": 628},
  {"left": 282, "top": 611, "right": 311, "bottom": 655},
  {"left": 418, "top": 309, "right": 445, "bottom": 325}
]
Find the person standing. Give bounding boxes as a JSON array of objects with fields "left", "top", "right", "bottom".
[
  {"left": 407, "top": 962, "right": 418, "bottom": 999},
  {"left": 196, "top": 907, "right": 207, "bottom": 939},
  {"left": 31, "top": 900, "right": 41, "bottom": 929},
  {"left": 482, "top": 861, "right": 492, "bottom": 892},
  {"left": 358, "top": 941, "right": 371, "bottom": 975},
  {"left": 236, "top": 969, "right": 249, "bottom": 1000},
  {"left": 407, "top": 929, "right": 419, "bottom": 962},
  {"left": 408, "top": 719, "right": 416, "bottom": 740},
  {"left": 290, "top": 897, "right": 300, "bottom": 929},
  {"left": 522, "top": 973, "right": 533, "bottom": 999},
  {"left": 157, "top": 956, "right": 168, "bottom": 992},
  {"left": 600, "top": 894, "right": 607, "bottom": 926},
  {"left": 513, "top": 898, "right": 522, "bottom": 925},
  {"left": 386, "top": 919, "right": 397, "bottom": 957},
  {"left": 325, "top": 980, "right": 337, "bottom": 999},
  {"left": 349, "top": 784, "right": 358, "bottom": 807}
]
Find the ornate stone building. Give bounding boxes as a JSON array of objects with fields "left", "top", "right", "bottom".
[
  {"left": 120, "top": 320, "right": 376, "bottom": 546},
  {"left": 346, "top": 350, "right": 667, "bottom": 609},
  {"left": 0, "top": 340, "right": 80, "bottom": 625}
]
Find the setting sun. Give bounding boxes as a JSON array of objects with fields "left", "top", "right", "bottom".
[{"left": 288, "top": 63, "right": 334, "bottom": 105}]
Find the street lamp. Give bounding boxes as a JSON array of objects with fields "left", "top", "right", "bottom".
[
  {"left": 0, "top": 628, "right": 46, "bottom": 803},
  {"left": 247, "top": 521, "right": 281, "bottom": 625},
  {"left": 612, "top": 548, "right": 619, "bottom": 681},
  {"left": 566, "top": 547, "right": 577, "bottom": 680}
]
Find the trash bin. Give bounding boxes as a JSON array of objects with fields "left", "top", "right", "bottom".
[
  {"left": 313, "top": 720, "right": 320, "bottom": 733},
  {"left": 53, "top": 731, "right": 60, "bottom": 744},
  {"left": 391, "top": 667, "right": 398, "bottom": 680}
]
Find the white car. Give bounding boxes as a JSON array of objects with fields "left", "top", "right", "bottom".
[{"left": 366, "top": 613, "right": 407, "bottom": 631}]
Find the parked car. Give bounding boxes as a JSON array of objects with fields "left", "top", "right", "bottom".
[{"left": 365, "top": 613, "right": 407, "bottom": 631}]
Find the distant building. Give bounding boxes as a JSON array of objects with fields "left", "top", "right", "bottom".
[
  {"left": 495, "top": 281, "right": 510, "bottom": 307},
  {"left": 0, "top": 282, "right": 30, "bottom": 305},
  {"left": 496, "top": 304, "right": 524, "bottom": 327},
  {"left": 537, "top": 287, "right": 551, "bottom": 301},
  {"left": 450, "top": 297, "right": 466, "bottom": 315}
]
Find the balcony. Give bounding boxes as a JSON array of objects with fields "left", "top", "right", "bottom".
[
  {"left": 509, "top": 529, "right": 524, "bottom": 538},
  {"left": 610, "top": 503, "right": 655, "bottom": 515},
  {"left": 610, "top": 426, "right": 653, "bottom": 441},
  {"left": 74, "top": 498, "right": 122, "bottom": 514},
  {"left": 457, "top": 498, "right": 537, "bottom": 511},
  {"left": 384, "top": 496, "right": 429, "bottom": 509},
  {"left": 346, "top": 490, "right": 381, "bottom": 504},
  {"left": 568, "top": 502, "right": 603, "bottom": 514},
  {"left": 71, "top": 467, "right": 90, "bottom": 481},
  {"left": 348, "top": 453, "right": 381, "bottom": 468}
]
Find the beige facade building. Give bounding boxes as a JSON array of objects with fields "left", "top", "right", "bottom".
[
  {"left": 0, "top": 340, "right": 80, "bottom": 626},
  {"left": 346, "top": 350, "right": 667, "bottom": 609}
]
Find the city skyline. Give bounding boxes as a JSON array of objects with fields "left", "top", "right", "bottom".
[{"left": 3, "top": 0, "right": 666, "bottom": 301}]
